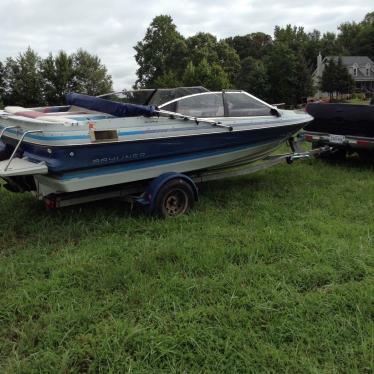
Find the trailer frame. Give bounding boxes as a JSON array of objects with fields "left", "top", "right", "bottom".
[{"left": 301, "top": 130, "right": 374, "bottom": 152}]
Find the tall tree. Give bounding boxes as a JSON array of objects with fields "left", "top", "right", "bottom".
[
  {"left": 321, "top": 58, "right": 354, "bottom": 100},
  {"left": 236, "top": 57, "right": 269, "bottom": 100},
  {"left": 337, "top": 21, "right": 362, "bottom": 55},
  {"left": 215, "top": 40, "right": 241, "bottom": 83},
  {"left": 302, "top": 30, "right": 344, "bottom": 71},
  {"left": 335, "top": 58, "right": 355, "bottom": 96},
  {"left": 187, "top": 32, "right": 218, "bottom": 65},
  {"left": 41, "top": 51, "right": 74, "bottom": 105},
  {"left": 153, "top": 71, "right": 182, "bottom": 88},
  {"left": 273, "top": 25, "right": 345, "bottom": 72},
  {"left": 186, "top": 33, "right": 240, "bottom": 84},
  {"left": 1, "top": 48, "right": 113, "bottom": 106},
  {"left": 321, "top": 59, "right": 337, "bottom": 101},
  {"left": 134, "top": 15, "right": 188, "bottom": 87},
  {"left": 226, "top": 32, "right": 272, "bottom": 60},
  {"left": 273, "top": 25, "right": 331, "bottom": 76},
  {"left": 352, "top": 12, "right": 374, "bottom": 60},
  {"left": 3, "top": 47, "right": 44, "bottom": 106},
  {"left": 337, "top": 12, "right": 374, "bottom": 59},
  {"left": 182, "top": 61, "right": 196, "bottom": 87},
  {"left": 72, "top": 49, "right": 113, "bottom": 96},
  {"left": 320, "top": 59, "right": 337, "bottom": 100},
  {"left": 303, "top": 30, "right": 321, "bottom": 70},
  {"left": 182, "top": 59, "right": 230, "bottom": 90},
  {"left": 273, "top": 25, "right": 308, "bottom": 52},
  {"left": 319, "top": 32, "right": 344, "bottom": 57},
  {"left": 264, "top": 43, "right": 313, "bottom": 105},
  {"left": 363, "top": 11, "right": 374, "bottom": 24}
]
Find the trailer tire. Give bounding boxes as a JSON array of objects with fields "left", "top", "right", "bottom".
[
  {"left": 312, "top": 141, "right": 329, "bottom": 159},
  {"left": 153, "top": 179, "right": 195, "bottom": 218},
  {"left": 330, "top": 148, "right": 346, "bottom": 160},
  {"left": 311, "top": 141, "right": 320, "bottom": 150},
  {"left": 358, "top": 150, "right": 373, "bottom": 162}
]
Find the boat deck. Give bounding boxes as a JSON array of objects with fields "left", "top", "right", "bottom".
[{"left": 4, "top": 105, "right": 114, "bottom": 125}]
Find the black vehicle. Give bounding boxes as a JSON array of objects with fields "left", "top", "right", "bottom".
[{"left": 302, "top": 99, "right": 374, "bottom": 159}]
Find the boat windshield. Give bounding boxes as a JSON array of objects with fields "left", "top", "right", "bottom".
[
  {"left": 99, "top": 86, "right": 209, "bottom": 107},
  {"left": 159, "top": 91, "right": 273, "bottom": 118}
]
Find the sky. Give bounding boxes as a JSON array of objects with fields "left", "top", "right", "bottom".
[{"left": 0, "top": 0, "right": 372, "bottom": 90}]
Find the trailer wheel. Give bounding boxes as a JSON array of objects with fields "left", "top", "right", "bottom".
[
  {"left": 153, "top": 179, "right": 195, "bottom": 218},
  {"left": 330, "top": 148, "right": 346, "bottom": 160},
  {"left": 358, "top": 150, "right": 373, "bottom": 162},
  {"left": 311, "top": 141, "right": 320, "bottom": 150}
]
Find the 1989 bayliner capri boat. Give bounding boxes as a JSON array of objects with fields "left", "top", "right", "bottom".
[{"left": 0, "top": 87, "right": 312, "bottom": 198}]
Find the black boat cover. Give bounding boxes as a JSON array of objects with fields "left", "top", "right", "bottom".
[
  {"left": 66, "top": 93, "right": 156, "bottom": 117},
  {"left": 305, "top": 103, "right": 374, "bottom": 137}
]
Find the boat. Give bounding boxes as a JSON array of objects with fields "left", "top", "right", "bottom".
[
  {"left": 303, "top": 101, "right": 374, "bottom": 155},
  {"left": 0, "top": 87, "right": 312, "bottom": 197},
  {"left": 305, "top": 102, "right": 374, "bottom": 137}
]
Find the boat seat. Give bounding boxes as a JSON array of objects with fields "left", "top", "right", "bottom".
[
  {"left": 7, "top": 109, "right": 50, "bottom": 119},
  {"left": 5, "top": 106, "right": 32, "bottom": 114},
  {"left": 4, "top": 105, "right": 111, "bottom": 124}
]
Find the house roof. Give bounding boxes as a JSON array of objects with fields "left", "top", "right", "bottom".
[
  {"left": 324, "top": 56, "right": 374, "bottom": 67},
  {"left": 312, "top": 55, "right": 374, "bottom": 82}
]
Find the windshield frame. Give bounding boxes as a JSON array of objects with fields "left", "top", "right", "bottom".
[
  {"left": 97, "top": 87, "right": 210, "bottom": 106},
  {"left": 158, "top": 90, "right": 276, "bottom": 118}
]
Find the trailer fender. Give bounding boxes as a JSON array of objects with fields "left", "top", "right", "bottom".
[{"left": 137, "top": 172, "right": 199, "bottom": 211}]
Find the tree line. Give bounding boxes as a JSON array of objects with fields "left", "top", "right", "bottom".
[
  {"left": 0, "top": 48, "right": 113, "bottom": 108},
  {"left": 0, "top": 11, "right": 373, "bottom": 108},
  {"left": 134, "top": 12, "right": 374, "bottom": 105}
]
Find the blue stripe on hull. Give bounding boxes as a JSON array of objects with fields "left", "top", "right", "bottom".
[
  {"left": 0, "top": 126, "right": 143, "bottom": 141},
  {"left": 12, "top": 123, "right": 303, "bottom": 173},
  {"left": 0, "top": 119, "right": 298, "bottom": 141},
  {"left": 58, "top": 142, "right": 264, "bottom": 180}
]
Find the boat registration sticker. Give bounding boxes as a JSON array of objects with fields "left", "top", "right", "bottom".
[{"left": 329, "top": 134, "right": 346, "bottom": 144}]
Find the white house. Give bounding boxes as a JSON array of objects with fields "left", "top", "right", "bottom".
[{"left": 313, "top": 53, "right": 374, "bottom": 97}]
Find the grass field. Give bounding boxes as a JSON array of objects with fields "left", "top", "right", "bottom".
[
  {"left": 346, "top": 98, "right": 371, "bottom": 105},
  {"left": 0, "top": 154, "right": 373, "bottom": 373}
]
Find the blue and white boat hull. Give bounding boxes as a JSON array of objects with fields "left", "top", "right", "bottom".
[{"left": 34, "top": 138, "right": 285, "bottom": 195}]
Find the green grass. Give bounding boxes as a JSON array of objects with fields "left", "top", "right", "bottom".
[
  {"left": 346, "top": 98, "right": 370, "bottom": 105},
  {"left": 0, "top": 156, "right": 373, "bottom": 373}
]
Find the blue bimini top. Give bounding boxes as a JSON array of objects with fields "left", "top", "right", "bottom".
[{"left": 66, "top": 93, "right": 157, "bottom": 117}]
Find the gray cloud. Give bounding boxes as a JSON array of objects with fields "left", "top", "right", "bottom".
[{"left": 0, "top": 0, "right": 372, "bottom": 89}]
